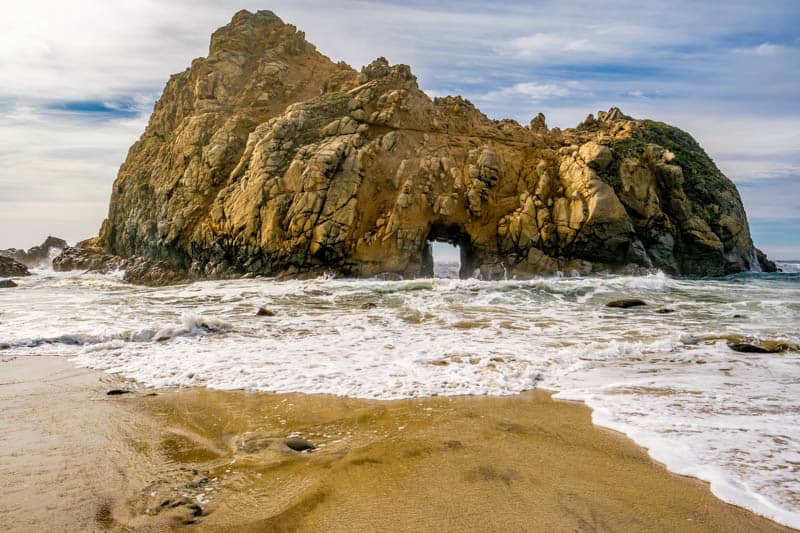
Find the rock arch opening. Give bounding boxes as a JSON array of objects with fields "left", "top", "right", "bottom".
[{"left": 420, "top": 224, "right": 475, "bottom": 279}]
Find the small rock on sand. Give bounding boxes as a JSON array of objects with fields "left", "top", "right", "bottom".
[
  {"left": 0, "top": 280, "right": 18, "bottom": 288},
  {"left": 606, "top": 298, "right": 647, "bottom": 308},
  {"left": 107, "top": 389, "right": 132, "bottom": 396},
  {"left": 256, "top": 307, "right": 275, "bottom": 316},
  {"left": 284, "top": 437, "right": 316, "bottom": 452}
]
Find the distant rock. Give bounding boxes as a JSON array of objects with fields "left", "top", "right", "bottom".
[
  {"left": 0, "top": 279, "right": 18, "bottom": 288},
  {"left": 755, "top": 248, "right": 778, "bottom": 272},
  {"left": 52, "top": 237, "right": 121, "bottom": 272},
  {"left": 606, "top": 298, "right": 647, "bottom": 308},
  {"left": 53, "top": 237, "right": 184, "bottom": 286},
  {"left": 256, "top": 307, "right": 276, "bottom": 316},
  {"left": 0, "top": 256, "right": 30, "bottom": 277},
  {"left": 529, "top": 112, "right": 548, "bottom": 132},
  {"left": 0, "top": 236, "right": 67, "bottom": 267},
  {"left": 728, "top": 342, "right": 788, "bottom": 354},
  {"left": 655, "top": 308, "right": 675, "bottom": 314},
  {"left": 59, "top": 10, "right": 771, "bottom": 283}
]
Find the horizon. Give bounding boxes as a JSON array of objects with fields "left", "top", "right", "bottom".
[{"left": 1, "top": 1, "right": 798, "bottom": 259}]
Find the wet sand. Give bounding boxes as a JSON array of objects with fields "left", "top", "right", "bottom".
[{"left": 0, "top": 356, "right": 794, "bottom": 532}]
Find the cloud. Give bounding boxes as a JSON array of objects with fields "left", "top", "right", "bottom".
[
  {"left": 479, "top": 81, "right": 575, "bottom": 102},
  {"left": 506, "top": 33, "right": 597, "bottom": 58},
  {"left": 733, "top": 43, "right": 785, "bottom": 56},
  {"left": 0, "top": 102, "right": 147, "bottom": 247}
]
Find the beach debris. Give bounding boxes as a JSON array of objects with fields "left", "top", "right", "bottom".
[
  {"left": 107, "top": 389, "right": 132, "bottom": 396},
  {"left": 606, "top": 298, "right": 647, "bottom": 308},
  {"left": 0, "top": 280, "right": 18, "bottom": 288},
  {"left": 284, "top": 437, "right": 316, "bottom": 452},
  {"left": 256, "top": 306, "right": 276, "bottom": 316},
  {"left": 360, "top": 302, "right": 378, "bottom": 309},
  {"left": 655, "top": 308, "right": 675, "bottom": 314}
]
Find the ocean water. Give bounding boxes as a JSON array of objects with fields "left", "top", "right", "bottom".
[{"left": 1, "top": 262, "right": 799, "bottom": 527}]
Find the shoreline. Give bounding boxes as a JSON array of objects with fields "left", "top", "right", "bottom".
[{"left": 0, "top": 355, "right": 795, "bottom": 532}]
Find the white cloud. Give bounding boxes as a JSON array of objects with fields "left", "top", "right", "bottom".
[
  {"left": 480, "top": 81, "right": 574, "bottom": 102},
  {"left": 0, "top": 104, "right": 147, "bottom": 247},
  {"left": 506, "top": 33, "right": 596, "bottom": 58},
  {"left": 733, "top": 43, "right": 785, "bottom": 56}
]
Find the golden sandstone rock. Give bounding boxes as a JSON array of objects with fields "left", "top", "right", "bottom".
[{"left": 55, "top": 10, "right": 773, "bottom": 283}]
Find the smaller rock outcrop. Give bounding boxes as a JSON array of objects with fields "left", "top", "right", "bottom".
[
  {"left": 756, "top": 248, "right": 778, "bottom": 272},
  {"left": 728, "top": 341, "right": 787, "bottom": 354},
  {"left": 606, "top": 298, "right": 647, "bottom": 308},
  {"left": 0, "top": 236, "right": 67, "bottom": 267},
  {"left": 53, "top": 237, "right": 184, "bottom": 285},
  {"left": 0, "top": 256, "right": 30, "bottom": 277},
  {"left": 0, "top": 279, "right": 18, "bottom": 288}
]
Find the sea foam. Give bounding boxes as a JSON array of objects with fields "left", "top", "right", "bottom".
[{"left": 1, "top": 268, "right": 798, "bottom": 527}]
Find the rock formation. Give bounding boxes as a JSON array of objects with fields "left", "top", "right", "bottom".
[
  {"left": 1, "top": 236, "right": 66, "bottom": 267},
  {"left": 55, "top": 10, "right": 770, "bottom": 283},
  {"left": 0, "top": 256, "right": 30, "bottom": 278}
]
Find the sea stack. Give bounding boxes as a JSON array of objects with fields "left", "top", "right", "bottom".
[{"left": 56, "top": 10, "right": 770, "bottom": 283}]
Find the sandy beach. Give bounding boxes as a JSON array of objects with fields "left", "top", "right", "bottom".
[{"left": 0, "top": 355, "right": 794, "bottom": 532}]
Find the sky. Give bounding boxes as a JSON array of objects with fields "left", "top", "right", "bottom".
[{"left": 1, "top": 1, "right": 798, "bottom": 259}]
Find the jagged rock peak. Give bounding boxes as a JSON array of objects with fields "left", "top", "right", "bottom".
[
  {"left": 358, "top": 57, "right": 417, "bottom": 84},
  {"left": 529, "top": 112, "right": 548, "bottom": 132},
  {"left": 598, "top": 107, "right": 632, "bottom": 122},
  {"left": 1, "top": 236, "right": 67, "bottom": 268},
  {"left": 61, "top": 11, "right": 768, "bottom": 284},
  {"left": 209, "top": 9, "right": 312, "bottom": 58}
]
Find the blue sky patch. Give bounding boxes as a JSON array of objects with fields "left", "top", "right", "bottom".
[{"left": 48, "top": 100, "right": 140, "bottom": 118}]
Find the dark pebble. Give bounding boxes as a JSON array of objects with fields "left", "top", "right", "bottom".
[
  {"left": 106, "top": 389, "right": 132, "bottom": 396},
  {"left": 256, "top": 307, "right": 275, "bottom": 316},
  {"left": 0, "top": 280, "right": 17, "bottom": 288},
  {"left": 606, "top": 298, "right": 647, "bottom": 308},
  {"left": 733, "top": 314, "right": 746, "bottom": 319},
  {"left": 285, "top": 437, "right": 316, "bottom": 452},
  {"left": 655, "top": 308, "right": 675, "bottom": 314},
  {"left": 188, "top": 504, "right": 204, "bottom": 517},
  {"left": 360, "top": 302, "right": 378, "bottom": 309}
]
